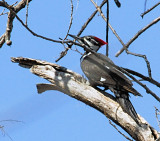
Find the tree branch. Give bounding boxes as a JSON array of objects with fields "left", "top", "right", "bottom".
[
  {"left": 141, "top": 2, "right": 160, "bottom": 18},
  {"left": 122, "top": 67, "right": 160, "bottom": 88},
  {"left": 0, "top": 0, "right": 32, "bottom": 48},
  {"left": 90, "top": 0, "right": 126, "bottom": 48},
  {"left": 11, "top": 57, "right": 159, "bottom": 141},
  {"left": 106, "top": 0, "right": 109, "bottom": 56},
  {"left": 115, "top": 16, "right": 160, "bottom": 57},
  {"left": 118, "top": 67, "right": 160, "bottom": 102}
]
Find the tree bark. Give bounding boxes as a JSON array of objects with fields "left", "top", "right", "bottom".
[{"left": 11, "top": 57, "right": 159, "bottom": 141}]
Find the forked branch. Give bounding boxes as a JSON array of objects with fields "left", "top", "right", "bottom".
[{"left": 115, "top": 16, "right": 160, "bottom": 57}]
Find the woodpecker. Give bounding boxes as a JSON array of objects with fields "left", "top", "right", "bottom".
[{"left": 69, "top": 34, "right": 142, "bottom": 124}]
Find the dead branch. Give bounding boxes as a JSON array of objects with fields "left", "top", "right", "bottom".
[
  {"left": 0, "top": 119, "right": 23, "bottom": 141},
  {"left": 106, "top": 0, "right": 109, "bottom": 56},
  {"left": 122, "top": 67, "right": 160, "bottom": 88},
  {"left": 118, "top": 67, "right": 160, "bottom": 102},
  {"left": 0, "top": 9, "right": 7, "bottom": 16},
  {"left": 90, "top": 0, "right": 126, "bottom": 48},
  {"left": 15, "top": 13, "right": 62, "bottom": 43},
  {"left": 77, "top": 0, "right": 106, "bottom": 36},
  {"left": 63, "top": 0, "right": 73, "bottom": 40},
  {"left": 155, "top": 107, "right": 160, "bottom": 129},
  {"left": 0, "top": 125, "right": 13, "bottom": 141},
  {"left": 125, "top": 50, "right": 152, "bottom": 78},
  {"left": 0, "top": 0, "right": 32, "bottom": 48},
  {"left": 108, "top": 119, "right": 133, "bottom": 141},
  {"left": 115, "top": 16, "right": 160, "bottom": 57},
  {"left": 141, "top": 2, "right": 160, "bottom": 18},
  {"left": 25, "top": 0, "right": 29, "bottom": 26},
  {"left": 11, "top": 56, "right": 159, "bottom": 141}
]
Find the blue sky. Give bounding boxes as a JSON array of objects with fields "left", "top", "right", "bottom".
[{"left": 0, "top": 0, "right": 160, "bottom": 141}]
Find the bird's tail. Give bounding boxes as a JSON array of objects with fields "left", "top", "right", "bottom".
[{"left": 115, "top": 91, "right": 140, "bottom": 125}]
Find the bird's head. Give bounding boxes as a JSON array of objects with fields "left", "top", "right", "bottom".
[{"left": 68, "top": 34, "right": 107, "bottom": 52}]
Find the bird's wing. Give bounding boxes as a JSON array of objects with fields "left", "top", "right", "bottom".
[
  {"left": 81, "top": 55, "right": 117, "bottom": 87},
  {"left": 97, "top": 53, "right": 132, "bottom": 85},
  {"left": 96, "top": 53, "right": 142, "bottom": 96}
]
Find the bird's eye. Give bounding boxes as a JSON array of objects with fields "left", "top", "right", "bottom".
[{"left": 87, "top": 37, "right": 91, "bottom": 41}]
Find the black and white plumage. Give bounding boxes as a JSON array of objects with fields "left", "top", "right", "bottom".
[{"left": 69, "top": 34, "right": 142, "bottom": 124}]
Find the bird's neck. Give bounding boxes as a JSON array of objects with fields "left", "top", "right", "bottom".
[{"left": 80, "top": 52, "right": 92, "bottom": 62}]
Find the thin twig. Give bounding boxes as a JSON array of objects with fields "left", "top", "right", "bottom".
[
  {"left": 0, "top": 119, "right": 23, "bottom": 141},
  {"left": 144, "top": 0, "right": 147, "bottom": 14},
  {"left": 0, "top": 8, "right": 7, "bottom": 16},
  {"left": 25, "top": 0, "right": 29, "bottom": 26},
  {"left": 118, "top": 67, "right": 160, "bottom": 102},
  {"left": 78, "top": 0, "right": 106, "bottom": 36},
  {"left": 63, "top": 0, "right": 73, "bottom": 40},
  {"left": 125, "top": 50, "right": 152, "bottom": 78},
  {"left": 90, "top": 0, "right": 126, "bottom": 49},
  {"left": 55, "top": 0, "right": 74, "bottom": 62},
  {"left": 11, "top": 1, "right": 18, "bottom": 7},
  {"left": 115, "top": 16, "right": 160, "bottom": 57},
  {"left": 0, "top": 119, "right": 24, "bottom": 123},
  {"left": 15, "top": 14, "right": 62, "bottom": 43},
  {"left": 122, "top": 67, "right": 160, "bottom": 88},
  {"left": 154, "top": 106, "right": 160, "bottom": 129},
  {"left": 106, "top": 0, "right": 109, "bottom": 56},
  {"left": 141, "top": 2, "right": 160, "bottom": 18},
  {"left": 0, "top": 125, "right": 13, "bottom": 141},
  {"left": 108, "top": 119, "right": 133, "bottom": 141}
]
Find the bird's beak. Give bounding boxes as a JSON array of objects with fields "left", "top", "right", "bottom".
[{"left": 68, "top": 34, "right": 82, "bottom": 41}]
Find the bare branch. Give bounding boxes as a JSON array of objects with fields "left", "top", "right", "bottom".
[
  {"left": 118, "top": 67, "right": 160, "bottom": 102},
  {"left": 0, "top": 125, "right": 13, "bottom": 141},
  {"left": 25, "top": 0, "right": 29, "bottom": 26},
  {"left": 0, "top": 34, "right": 5, "bottom": 47},
  {"left": 122, "top": 67, "right": 160, "bottom": 88},
  {"left": 0, "top": 119, "right": 23, "bottom": 141},
  {"left": 106, "top": 0, "right": 109, "bottom": 56},
  {"left": 0, "top": 8, "right": 7, "bottom": 16},
  {"left": 141, "top": 2, "right": 160, "bottom": 18},
  {"left": 11, "top": 56, "right": 159, "bottom": 141},
  {"left": 125, "top": 50, "right": 152, "bottom": 78},
  {"left": 0, "top": 0, "right": 32, "bottom": 48},
  {"left": 115, "top": 16, "right": 160, "bottom": 57},
  {"left": 155, "top": 106, "right": 160, "bottom": 129},
  {"left": 63, "top": 0, "right": 73, "bottom": 40},
  {"left": 15, "top": 14, "right": 62, "bottom": 43},
  {"left": 77, "top": 0, "right": 106, "bottom": 36},
  {"left": 90, "top": 0, "right": 126, "bottom": 49},
  {"left": 108, "top": 119, "right": 133, "bottom": 141}
]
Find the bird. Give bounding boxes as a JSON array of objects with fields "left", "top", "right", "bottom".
[{"left": 68, "top": 34, "right": 142, "bottom": 124}]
